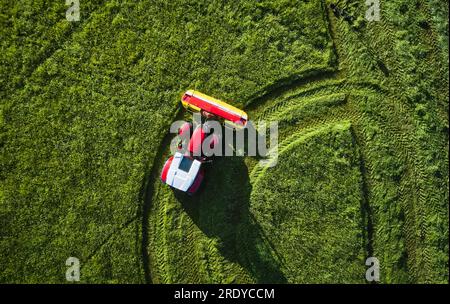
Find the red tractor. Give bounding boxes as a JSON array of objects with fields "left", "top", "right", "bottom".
[{"left": 160, "top": 90, "right": 248, "bottom": 194}]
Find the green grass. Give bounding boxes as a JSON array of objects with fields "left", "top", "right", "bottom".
[
  {"left": 0, "top": 0, "right": 334, "bottom": 283},
  {"left": 250, "top": 122, "right": 366, "bottom": 283},
  {"left": 1, "top": 0, "right": 448, "bottom": 283}
]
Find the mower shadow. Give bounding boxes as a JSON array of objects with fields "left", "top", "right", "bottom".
[{"left": 174, "top": 156, "right": 287, "bottom": 283}]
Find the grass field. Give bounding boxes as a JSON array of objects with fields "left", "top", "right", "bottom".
[{"left": 1, "top": 0, "right": 448, "bottom": 283}]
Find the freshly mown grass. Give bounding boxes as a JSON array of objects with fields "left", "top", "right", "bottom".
[
  {"left": 327, "top": 0, "right": 448, "bottom": 283},
  {"left": 250, "top": 122, "right": 366, "bottom": 283},
  {"left": 1, "top": 0, "right": 334, "bottom": 283}
]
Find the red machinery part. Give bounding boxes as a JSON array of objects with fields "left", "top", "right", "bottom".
[
  {"left": 188, "top": 126, "right": 206, "bottom": 156},
  {"left": 160, "top": 156, "right": 174, "bottom": 183},
  {"left": 182, "top": 91, "right": 248, "bottom": 126},
  {"left": 178, "top": 122, "right": 192, "bottom": 136},
  {"left": 187, "top": 168, "right": 204, "bottom": 194}
]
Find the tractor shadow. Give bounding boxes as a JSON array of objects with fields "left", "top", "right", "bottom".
[{"left": 174, "top": 156, "right": 287, "bottom": 283}]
